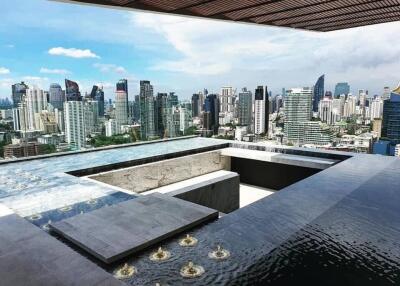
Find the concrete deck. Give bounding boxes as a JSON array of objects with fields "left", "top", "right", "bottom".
[
  {"left": 50, "top": 193, "right": 218, "bottom": 263},
  {"left": 0, "top": 214, "right": 123, "bottom": 286}
]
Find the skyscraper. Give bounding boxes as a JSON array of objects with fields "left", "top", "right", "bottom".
[
  {"left": 90, "top": 85, "right": 105, "bottom": 117},
  {"left": 167, "top": 92, "right": 179, "bottom": 108},
  {"left": 64, "top": 101, "right": 86, "bottom": 150},
  {"left": 318, "top": 97, "right": 334, "bottom": 125},
  {"left": 25, "top": 86, "right": 47, "bottom": 130},
  {"left": 156, "top": 93, "right": 168, "bottom": 138},
  {"left": 115, "top": 89, "right": 129, "bottom": 126},
  {"left": 382, "top": 85, "right": 400, "bottom": 143},
  {"left": 204, "top": 94, "right": 219, "bottom": 134},
  {"left": 313, "top": 75, "right": 324, "bottom": 112},
  {"left": 284, "top": 87, "right": 313, "bottom": 143},
  {"left": 116, "top": 79, "right": 129, "bottom": 115},
  {"left": 139, "top": 80, "right": 156, "bottom": 140},
  {"left": 12, "top": 82, "right": 28, "bottom": 108},
  {"left": 84, "top": 100, "right": 99, "bottom": 135},
  {"left": 238, "top": 88, "right": 252, "bottom": 130},
  {"left": 254, "top": 86, "right": 268, "bottom": 135},
  {"left": 370, "top": 97, "right": 383, "bottom": 120},
  {"left": 334, "top": 82, "right": 350, "bottom": 97},
  {"left": 49, "top": 83, "right": 65, "bottom": 110},
  {"left": 65, "top": 79, "right": 82, "bottom": 101},
  {"left": 191, "top": 93, "right": 200, "bottom": 117}
]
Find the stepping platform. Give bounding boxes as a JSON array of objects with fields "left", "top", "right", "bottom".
[
  {"left": 0, "top": 214, "right": 122, "bottom": 286},
  {"left": 50, "top": 193, "right": 218, "bottom": 263}
]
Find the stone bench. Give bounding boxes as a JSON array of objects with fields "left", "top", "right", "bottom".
[{"left": 142, "top": 170, "right": 240, "bottom": 214}]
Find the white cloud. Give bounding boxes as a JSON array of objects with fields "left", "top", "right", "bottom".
[
  {"left": 40, "top": 67, "right": 71, "bottom": 75},
  {"left": 22, "top": 76, "right": 49, "bottom": 89},
  {"left": 130, "top": 13, "right": 400, "bottom": 95},
  {"left": 0, "top": 67, "right": 10, "bottom": 75},
  {"left": 0, "top": 78, "right": 13, "bottom": 88},
  {"left": 48, "top": 47, "right": 100, "bottom": 59},
  {"left": 93, "top": 63, "right": 126, "bottom": 74}
]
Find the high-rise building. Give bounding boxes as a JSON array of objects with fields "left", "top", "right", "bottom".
[
  {"left": 65, "top": 79, "right": 82, "bottom": 101},
  {"left": 12, "top": 101, "right": 28, "bottom": 132},
  {"left": 204, "top": 94, "right": 219, "bottom": 134},
  {"left": 11, "top": 82, "right": 28, "bottom": 108},
  {"left": 275, "top": 95, "right": 283, "bottom": 113},
  {"left": 313, "top": 75, "right": 324, "bottom": 112},
  {"left": 343, "top": 94, "right": 357, "bottom": 118},
  {"left": 156, "top": 93, "right": 168, "bottom": 138},
  {"left": 219, "top": 86, "right": 235, "bottom": 113},
  {"left": 254, "top": 86, "right": 269, "bottom": 135},
  {"left": 90, "top": 85, "right": 105, "bottom": 117},
  {"left": 116, "top": 79, "right": 129, "bottom": 115},
  {"left": 84, "top": 100, "right": 99, "bottom": 135},
  {"left": 139, "top": 80, "right": 156, "bottom": 140},
  {"left": 191, "top": 93, "right": 201, "bottom": 117},
  {"left": 179, "top": 106, "right": 192, "bottom": 134},
  {"left": 334, "top": 82, "right": 350, "bottom": 97},
  {"left": 49, "top": 83, "right": 65, "bottom": 110},
  {"left": 284, "top": 87, "right": 313, "bottom": 143},
  {"left": 115, "top": 89, "right": 129, "bottom": 126},
  {"left": 370, "top": 97, "right": 383, "bottom": 120},
  {"left": 382, "top": 85, "right": 400, "bottom": 143},
  {"left": 26, "top": 86, "right": 47, "bottom": 130},
  {"left": 167, "top": 92, "right": 179, "bottom": 108},
  {"left": 64, "top": 101, "right": 86, "bottom": 150},
  {"left": 238, "top": 88, "right": 252, "bottom": 130},
  {"left": 318, "top": 97, "right": 334, "bottom": 125}
]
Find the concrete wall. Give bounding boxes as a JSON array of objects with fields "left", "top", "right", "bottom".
[
  {"left": 90, "top": 151, "right": 230, "bottom": 193},
  {"left": 142, "top": 170, "right": 240, "bottom": 214},
  {"left": 231, "top": 157, "right": 321, "bottom": 190}
]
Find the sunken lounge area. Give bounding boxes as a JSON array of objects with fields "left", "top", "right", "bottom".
[{"left": 0, "top": 136, "right": 399, "bottom": 285}]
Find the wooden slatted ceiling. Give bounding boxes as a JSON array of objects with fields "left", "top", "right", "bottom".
[{"left": 64, "top": 0, "right": 400, "bottom": 31}]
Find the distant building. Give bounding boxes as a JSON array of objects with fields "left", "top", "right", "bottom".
[
  {"left": 139, "top": 80, "right": 156, "bottom": 140},
  {"left": 156, "top": 93, "right": 168, "bottom": 138},
  {"left": 238, "top": 88, "right": 252, "bottom": 131},
  {"left": 313, "top": 75, "right": 324, "bottom": 112},
  {"left": 334, "top": 82, "right": 350, "bottom": 97},
  {"left": 191, "top": 93, "right": 203, "bottom": 117},
  {"left": 26, "top": 86, "right": 47, "bottom": 130},
  {"left": 116, "top": 79, "right": 129, "bottom": 116},
  {"left": 105, "top": 119, "right": 119, "bottom": 137},
  {"left": 372, "top": 118, "right": 382, "bottom": 138},
  {"left": 219, "top": 86, "right": 235, "bottom": 113},
  {"left": 395, "top": 144, "right": 400, "bottom": 157},
  {"left": 382, "top": 85, "right": 400, "bottom": 143},
  {"left": 11, "top": 82, "right": 28, "bottom": 108},
  {"left": 284, "top": 87, "right": 331, "bottom": 145},
  {"left": 90, "top": 85, "right": 105, "bottom": 117},
  {"left": 370, "top": 97, "right": 383, "bottom": 120},
  {"left": 115, "top": 89, "right": 129, "bottom": 126},
  {"left": 64, "top": 101, "right": 86, "bottom": 150},
  {"left": 49, "top": 83, "right": 65, "bottom": 110},
  {"left": 254, "top": 86, "right": 268, "bottom": 135},
  {"left": 84, "top": 100, "right": 99, "bottom": 135},
  {"left": 204, "top": 94, "right": 219, "bottom": 134},
  {"left": 318, "top": 97, "right": 334, "bottom": 125},
  {"left": 65, "top": 79, "right": 82, "bottom": 101},
  {"left": 3, "top": 142, "right": 45, "bottom": 159}
]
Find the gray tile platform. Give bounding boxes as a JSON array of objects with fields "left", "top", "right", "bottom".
[
  {"left": 50, "top": 193, "right": 218, "bottom": 263},
  {"left": 0, "top": 214, "right": 124, "bottom": 286}
]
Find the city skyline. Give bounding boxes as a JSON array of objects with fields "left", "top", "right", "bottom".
[{"left": 1, "top": 0, "right": 400, "bottom": 100}]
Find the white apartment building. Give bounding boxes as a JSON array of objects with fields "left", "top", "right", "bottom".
[
  {"left": 370, "top": 97, "right": 383, "bottom": 120},
  {"left": 64, "top": 101, "right": 86, "bottom": 150},
  {"left": 26, "top": 87, "right": 47, "bottom": 130}
]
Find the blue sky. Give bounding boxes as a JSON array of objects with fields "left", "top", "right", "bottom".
[{"left": 1, "top": 0, "right": 400, "bottom": 100}]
